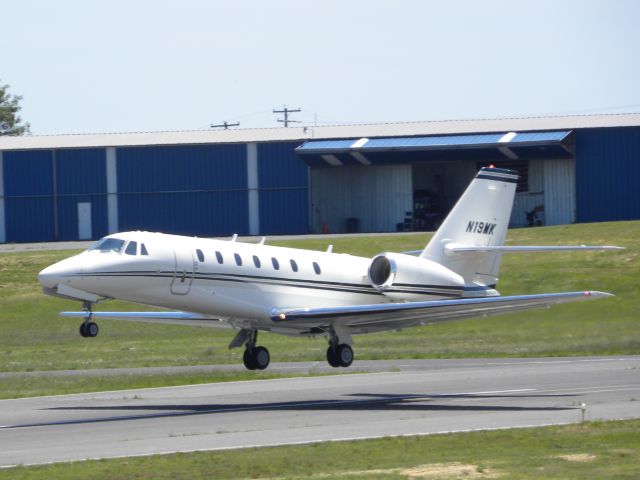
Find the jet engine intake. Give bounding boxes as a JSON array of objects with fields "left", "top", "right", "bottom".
[{"left": 368, "top": 252, "right": 465, "bottom": 301}]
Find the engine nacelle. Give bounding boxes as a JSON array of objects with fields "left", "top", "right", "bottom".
[{"left": 368, "top": 252, "right": 464, "bottom": 301}]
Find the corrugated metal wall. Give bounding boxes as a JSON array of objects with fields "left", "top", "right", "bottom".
[
  {"left": 56, "top": 149, "right": 108, "bottom": 240},
  {"left": 3, "top": 148, "right": 108, "bottom": 242},
  {"left": 544, "top": 158, "right": 575, "bottom": 225},
  {"left": 117, "top": 144, "right": 248, "bottom": 236},
  {"left": 511, "top": 160, "right": 544, "bottom": 227},
  {"left": 2, "top": 127, "right": 638, "bottom": 243},
  {"left": 257, "top": 142, "right": 308, "bottom": 234},
  {"left": 3, "top": 150, "right": 55, "bottom": 242},
  {"left": 575, "top": 127, "right": 640, "bottom": 222},
  {"left": 311, "top": 165, "right": 412, "bottom": 233}
]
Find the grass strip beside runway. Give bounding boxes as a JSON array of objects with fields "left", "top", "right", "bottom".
[
  {"left": 2, "top": 419, "right": 639, "bottom": 479},
  {"left": 0, "top": 370, "right": 332, "bottom": 400},
  {"left": 0, "top": 221, "right": 638, "bottom": 399}
]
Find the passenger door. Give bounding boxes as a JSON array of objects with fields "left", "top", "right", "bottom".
[{"left": 170, "top": 248, "right": 195, "bottom": 295}]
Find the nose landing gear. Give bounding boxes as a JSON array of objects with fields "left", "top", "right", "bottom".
[
  {"left": 78, "top": 301, "right": 99, "bottom": 338},
  {"left": 79, "top": 321, "right": 99, "bottom": 338}
]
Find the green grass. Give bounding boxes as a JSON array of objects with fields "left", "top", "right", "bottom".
[
  {"left": 0, "top": 221, "right": 638, "bottom": 397},
  {"left": 0, "top": 370, "right": 338, "bottom": 400},
  {"left": 3, "top": 419, "right": 639, "bottom": 479}
]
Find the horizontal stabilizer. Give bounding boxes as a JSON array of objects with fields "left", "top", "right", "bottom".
[
  {"left": 445, "top": 244, "right": 624, "bottom": 254},
  {"left": 60, "top": 311, "right": 228, "bottom": 328}
]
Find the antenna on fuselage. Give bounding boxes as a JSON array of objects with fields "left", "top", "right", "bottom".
[
  {"left": 258, "top": 237, "right": 266, "bottom": 245},
  {"left": 230, "top": 234, "right": 238, "bottom": 242},
  {"left": 326, "top": 244, "right": 333, "bottom": 253}
]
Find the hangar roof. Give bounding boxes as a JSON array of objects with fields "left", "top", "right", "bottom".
[
  {"left": 0, "top": 112, "right": 639, "bottom": 151},
  {"left": 296, "top": 130, "right": 574, "bottom": 166}
]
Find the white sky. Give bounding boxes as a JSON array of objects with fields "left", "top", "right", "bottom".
[{"left": 3, "top": 0, "right": 640, "bottom": 134}]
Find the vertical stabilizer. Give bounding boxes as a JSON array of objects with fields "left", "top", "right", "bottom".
[{"left": 420, "top": 167, "right": 518, "bottom": 287}]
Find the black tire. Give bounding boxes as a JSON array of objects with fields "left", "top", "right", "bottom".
[
  {"left": 79, "top": 323, "right": 88, "bottom": 338},
  {"left": 253, "top": 346, "right": 270, "bottom": 370},
  {"left": 337, "top": 344, "right": 353, "bottom": 367},
  {"left": 243, "top": 348, "right": 257, "bottom": 370},
  {"left": 326, "top": 347, "right": 340, "bottom": 368},
  {"left": 86, "top": 322, "right": 99, "bottom": 338}
]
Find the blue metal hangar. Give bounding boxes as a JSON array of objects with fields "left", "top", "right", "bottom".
[{"left": 0, "top": 113, "right": 639, "bottom": 243}]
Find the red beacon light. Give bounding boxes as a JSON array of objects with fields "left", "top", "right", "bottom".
[{"left": 488, "top": 164, "right": 496, "bottom": 169}]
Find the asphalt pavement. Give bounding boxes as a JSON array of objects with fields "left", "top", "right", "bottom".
[{"left": 1, "top": 356, "right": 639, "bottom": 467}]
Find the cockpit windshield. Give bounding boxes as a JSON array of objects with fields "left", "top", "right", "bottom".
[{"left": 88, "top": 237, "right": 126, "bottom": 253}]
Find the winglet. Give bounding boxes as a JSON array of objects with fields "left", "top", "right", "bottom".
[{"left": 583, "top": 290, "right": 614, "bottom": 299}]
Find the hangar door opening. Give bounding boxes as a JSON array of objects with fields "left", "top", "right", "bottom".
[
  {"left": 412, "top": 159, "right": 576, "bottom": 229},
  {"left": 412, "top": 160, "right": 542, "bottom": 229},
  {"left": 310, "top": 165, "right": 412, "bottom": 234},
  {"left": 297, "top": 130, "right": 576, "bottom": 233},
  {"left": 411, "top": 161, "right": 477, "bottom": 230},
  {"left": 308, "top": 159, "right": 574, "bottom": 233}
]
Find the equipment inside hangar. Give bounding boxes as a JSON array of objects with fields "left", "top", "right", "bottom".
[{"left": 296, "top": 130, "right": 575, "bottom": 233}]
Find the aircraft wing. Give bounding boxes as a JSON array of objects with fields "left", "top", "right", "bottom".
[
  {"left": 60, "top": 310, "right": 230, "bottom": 328},
  {"left": 271, "top": 291, "right": 612, "bottom": 334}
]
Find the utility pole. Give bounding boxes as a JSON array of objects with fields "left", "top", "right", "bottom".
[
  {"left": 273, "top": 105, "right": 301, "bottom": 127},
  {"left": 210, "top": 121, "right": 240, "bottom": 130}
]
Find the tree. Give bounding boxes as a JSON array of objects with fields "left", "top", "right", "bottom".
[{"left": 0, "top": 81, "right": 30, "bottom": 136}]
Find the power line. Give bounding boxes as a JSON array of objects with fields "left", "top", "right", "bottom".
[
  {"left": 273, "top": 105, "right": 301, "bottom": 127},
  {"left": 210, "top": 121, "right": 240, "bottom": 130}
]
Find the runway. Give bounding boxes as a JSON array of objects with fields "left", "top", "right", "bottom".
[{"left": 1, "top": 356, "right": 639, "bottom": 467}]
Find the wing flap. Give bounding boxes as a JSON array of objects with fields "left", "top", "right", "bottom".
[{"left": 272, "top": 291, "right": 612, "bottom": 331}]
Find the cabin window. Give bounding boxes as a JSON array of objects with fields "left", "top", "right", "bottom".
[
  {"left": 196, "top": 249, "right": 205, "bottom": 262},
  {"left": 290, "top": 259, "right": 298, "bottom": 272},
  {"left": 313, "top": 261, "right": 321, "bottom": 274},
  {"left": 90, "top": 237, "right": 125, "bottom": 253},
  {"left": 125, "top": 241, "right": 137, "bottom": 256},
  {"left": 215, "top": 251, "right": 223, "bottom": 264},
  {"left": 271, "top": 257, "right": 280, "bottom": 270},
  {"left": 253, "top": 255, "right": 261, "bottom": 268},
  {"left": 234, "top": 253, "right": 243, "bottom": 266},
  {"left": 141, "top": 244, "right": 149, "bottom": 255}
]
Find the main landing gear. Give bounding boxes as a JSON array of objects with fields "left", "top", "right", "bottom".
[
  {"left": 230, "top": 329, "right": 270, "bottom": 370},
  {"left": 78, "top": 301, "right": 99, "bottom": 338},
  {"left": 326, "top": 329, "right": 353, "bottom": 368},
  {"left": 229, "top": 326, "right": 354, "bottom": 370},
  {"left": 243, "top": 345, "right": 270, "bottom": 371}
]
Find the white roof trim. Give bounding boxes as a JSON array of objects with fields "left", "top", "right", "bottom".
[
  {"left": 498, "top": 131, "right": 517, "bottom": 143},
  {"left": 1, "top": 113, "right": 640, "bottom": 151}
]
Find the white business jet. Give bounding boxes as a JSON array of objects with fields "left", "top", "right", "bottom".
[{"left": 38, "top": 167, "right": 621, "bottom": 370}]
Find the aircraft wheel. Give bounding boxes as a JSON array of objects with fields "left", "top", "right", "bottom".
[
  {"left": 79, "top": 323, "right": 88, "bottom": 338},
  {"left": 253, "top": 346, "right": 270, "bottom": 370},
  {"left": 86, "top": 322, "right": 99, "bottom": 338},
  {"left": 337, "top": 344, "right": 353, "bottom": 367},
  {"left": 326, "top": 347, "right": 341, "bottom": 368},
  {"left": 243, "top": 348, "right": 257, "bottom": 370}
]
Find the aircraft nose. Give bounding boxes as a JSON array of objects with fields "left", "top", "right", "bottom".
[
  {"left": 38, "top": 258, "right": 81, "bottom": 288},
  {"left": 38, "top": 263, "right": 64, "bottom": 288}
]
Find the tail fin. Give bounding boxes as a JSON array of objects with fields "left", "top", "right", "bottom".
[{"left": 420, "top": 167, "right": 518, "bottom": 287}]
